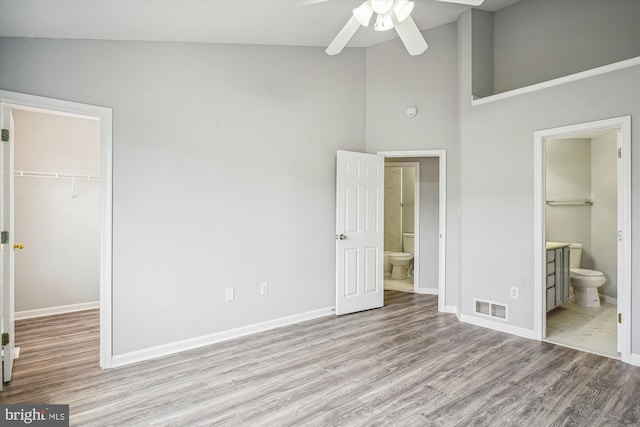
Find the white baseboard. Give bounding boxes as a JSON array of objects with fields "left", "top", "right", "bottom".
[
  {"left": 459, "top": 314, "right": 537, "bottom": 340},
  {"left": 443, "top": 305, "right": 457, "bottom": 314},
  {"left": 415, "top": 288, "right": 438, "bottom": 295},
  {"left": 601, "top": 294, "right": 617, "bottom": 305},
  {"left": 628, "top": 353, "right": 640, "bottom": 367},
  {"left": 15, "top": 301, "right": 100, "bottom": 320},
  {"left": 111, "top": 306, "right": 335, "bottom": 368}
]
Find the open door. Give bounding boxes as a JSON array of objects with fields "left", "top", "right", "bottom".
[
  {"left": 335, "top": 150, "right": 384, "bottom": 315},
  {"left": 0, "top": 102, "right": 15, "bottom": 388}
]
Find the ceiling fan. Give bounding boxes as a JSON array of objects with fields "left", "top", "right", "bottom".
[{"left": 295, "top": 0, "right": 485, "bottom": 56}]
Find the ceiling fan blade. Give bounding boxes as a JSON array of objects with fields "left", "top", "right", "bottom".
[
  {"left": 393, "top": 16, "right": 428, "bottom": 56},
  {"left": 326, "top": 16, "right": 362, "bottom": 55},
  {"left": 294, "top": 0, "right": 331, "bottom": 6},
  {"left": 435, "top": 0, "right": 485, "bottom": 6}
]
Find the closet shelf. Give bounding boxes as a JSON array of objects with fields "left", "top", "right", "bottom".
[
  {"left": 14, "top": 170, "right": 100, "bottom": 180},
  {"left": 546, "top": 199, "right": 593, "bottom": 206},
  {"left": 14, "top": 170, "right": 100, "bottom": 199}
]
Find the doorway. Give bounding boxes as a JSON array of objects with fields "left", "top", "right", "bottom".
[
  {"left": 380, "top": 150, "right": 447, "bottom": 312},
  {"left": 533, "top": 116, "right": 631, "bottom": 363},
  {"left": 383, "top": 162, "right": 419, "bottom": 293},
  {"left": 13, "top": 109, "right": 100, "bottom": 321},
  {"left": 0, "top": 90, "right": 113, "bottom": 376}
]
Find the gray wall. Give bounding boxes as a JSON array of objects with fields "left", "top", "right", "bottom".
[
  {"left": 471, "top": 9, "right": 494, "bottom": 99},
  {"left": 417, "top": 158, "right": 440, "bottom": 291},
  {"left": 493, "top": 0, "right": 640, "bottom": 93},
  {"left": 591, "top": 132, "right": 618, "bottom": 298},
  {"left": 459, "top": 7, "right": 640, "bottom": 352},
  {"left": 13, "top": 109, "right": 100, "bottom": 312},
  {"left": 0, "top": 38, "right": 366, "bottom": 355},
  {"left": 366, "top": 23, "right": 460, "bottom": 307}
]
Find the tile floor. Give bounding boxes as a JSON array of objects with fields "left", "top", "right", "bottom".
[
  {"left": 545, "top": 299, "right": 618, "bottom": 359},
  {"left": 383, "top": 273, "right": 414, "bottom": 293}
]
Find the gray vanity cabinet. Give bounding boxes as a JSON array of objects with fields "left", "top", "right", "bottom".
[{"left": 546, "top": 245, "right": 570, "bottom": 312}]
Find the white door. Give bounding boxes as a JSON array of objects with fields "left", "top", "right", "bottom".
[
  {"left": 0, "top": 102, "right": 15, "bottom": 387},
  {"left": 335, "top": 150, "right": 384, "bottom": 315}
]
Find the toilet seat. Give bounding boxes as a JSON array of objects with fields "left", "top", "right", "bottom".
[
  {"left": 389, "top": 252, "right": 413, "bottom": 261},
  {"left": 570, "top": 268, "right": 604, "bottom": 278}
]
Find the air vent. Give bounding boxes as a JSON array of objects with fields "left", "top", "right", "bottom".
[{"left": 474, "top": 299, "right": 508, "bottom": 321}]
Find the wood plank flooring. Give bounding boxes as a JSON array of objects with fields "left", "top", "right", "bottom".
[{"left": 2, "top": 291, "right": 640, "bottom": 426}]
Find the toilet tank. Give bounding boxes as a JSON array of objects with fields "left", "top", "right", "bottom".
[
  {"left": 569, "top": 243, "right": 582, "bottom": 269},
  {"left": 402, "top": 233, "right": 414, "bottom": 254}
]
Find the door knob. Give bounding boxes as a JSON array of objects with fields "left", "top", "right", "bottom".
[
  {"left": 13, "top": 243, "right": 24, "bottom": 250},
  {"left": 337, "top": 234, "right": 347, "bottom": 240}
]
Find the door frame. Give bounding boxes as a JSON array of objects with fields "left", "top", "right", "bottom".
[
  {"left": 533, "top": 116, "right": 631, "bottom": 364},
  {"left": 378, "top": 150, "right": 447, "bottom": 312},
  {"left": 0, "top": 90, "right": 113, "bottom": 369}
]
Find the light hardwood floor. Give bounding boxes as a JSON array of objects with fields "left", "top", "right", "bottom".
[{"left": 2, "top": 291, "right": 639, "bottom": 426}]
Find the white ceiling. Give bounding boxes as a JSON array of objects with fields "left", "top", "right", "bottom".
[{"left": 0, "top": 0, "right": 519, "bottom": 49}]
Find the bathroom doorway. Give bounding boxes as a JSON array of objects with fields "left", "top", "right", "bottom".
[
  {"left": 384, "top": 162, "right": 419, "bottom": 293},
  {"left": 533, "top": 116, "right": 631, "bottom": 363},
  {"left": 379, "top": 150, "right": 446, "bottom": 311}
]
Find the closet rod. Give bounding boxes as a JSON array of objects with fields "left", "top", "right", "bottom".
[
  {"left": 14, "top": 170, "right": 100, "bottom": 180},
  {"left": 545, "top": 199, "right": 593, "bottom": 206}
]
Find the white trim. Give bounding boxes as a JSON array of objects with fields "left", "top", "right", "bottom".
[
  {"left": 602, "top": 294, "right": 617, "bottom": 305},
  {"left": 444, "top": 305, "right": 457, "bottom": 314},
  {"left": 378, "top": 150, "right": 447, "bottom": 313},
  {"left": 111, "top": 306, "right": 334, "bottom": 368},
  {"left": 15, "top": 301, "right": 99, "bottom": 320},
  {"left": 629, "top": 353, "right": 640, "bottom": 367},
  {"left": 0, "top": 90, "right": 113, "bottom": 369},
  {"left": 533, "top": 116, "right": 632, "bottom": 365},
  {"left": 472, "top": 56, "right": 640, "bottom": 106},
  {"left": 415, "top": 288, "right": 438, "bottom": 295},
  {"left": 459, "top": 314, "right": 537, "bottom": 340}
]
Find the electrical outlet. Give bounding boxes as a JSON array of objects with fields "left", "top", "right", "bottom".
[
  {"left": 260, "top": 282, "right": 269, "bottom": 296},
  {"left": 225, "top": 288, "right": 234, "bottom": 302},
  {"left": 510, "top": 287, "right": 519, "bottom": 300}
]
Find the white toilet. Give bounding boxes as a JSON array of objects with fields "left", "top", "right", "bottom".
[
  {"left": 569, "top": 243, "right": 606, "bottom": 308},
  {"left": 389, "top": 233, "right": 414, "bottom": 280}
]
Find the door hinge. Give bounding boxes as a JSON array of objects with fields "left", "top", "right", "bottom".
[
  {"left": 0, "top": 231, "right": 7, "bottom": 244},
  {"left": 618, "top": 147, "right": 622, "bottom": 159},
  {"left": 1, "top": 129, "right": 8, "bottom": 142},
  {"left": 618, "top": 313, "right": 622, "bottom": 324},
  {"left": 1, "top": 333, "right": 8, "bottom": 347}
]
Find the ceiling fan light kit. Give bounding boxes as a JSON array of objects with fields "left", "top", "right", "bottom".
[{"left": 296, "top": 0, "right": 484, "bottom": 56}]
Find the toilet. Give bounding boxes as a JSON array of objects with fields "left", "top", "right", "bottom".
[
  {"left": 389, "top": 233, "right": 414, "bottom": 280},
  {"left": 569, "top": 243, "right": 606, "bottom": 308}
]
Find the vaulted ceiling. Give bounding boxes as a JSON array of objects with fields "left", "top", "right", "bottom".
[{"left": 0, "top": 0, "right": 519, "bottom": 48}]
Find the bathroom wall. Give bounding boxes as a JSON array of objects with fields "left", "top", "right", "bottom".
[
  {"left": 545, "top": 132, "right": 619, "bottom": 299},
  {"left": 402, "top": 166, "right": 416, "bottom": 235},
  {"left": 12, "top": 109, "right": 100, "bottom": 313},
  {"left": 545, "top": 138, "right": 592, "bottom": 267},
  {"left": 591, "top": 131, "right": 618, "bottom": 298},
  {"left": 394, "top": 157, "right": 440, "bottom": 292},
  {"left": 384, "top": 166, "right": 403, "bottom": 252},
  {"left": 384, "top": 164, "right": 417, "bottom": 253}
]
